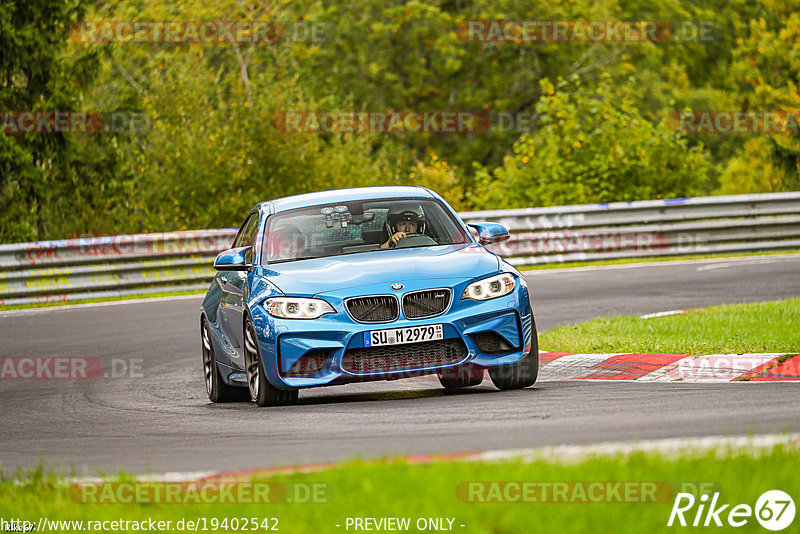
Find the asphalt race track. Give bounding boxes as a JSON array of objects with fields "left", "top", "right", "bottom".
[{"left": 1, "top": 255, "right": 798, "bottom": 475}]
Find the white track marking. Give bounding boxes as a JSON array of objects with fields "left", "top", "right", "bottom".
[
  {"left": 639, "top": 353, "right": 781, "bottom": 382},
  {"left": 696, "top": 258, "right": 780, "bottom": 271},
  {"left": 639, "top": 309, "right": 688, "bottom": 319},
  {"left": 538, "top": 353, "right": 627, "bottom": 381}
]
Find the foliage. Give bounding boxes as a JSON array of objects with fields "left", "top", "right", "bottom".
[
  {"left": 407, "top": 154, "right": 468, "bottom": 211},
  {"left": 721, "top": 0, "right": 800, "bottom": 193},
  {"left": 0, "top": 0, "right": 113, "bottom": 242},
  {"left": 473, "top": 76, "right": 710, "bottom": 208},
  {"left": 1, "top": 0, "right": 799, "bottom": 242}
]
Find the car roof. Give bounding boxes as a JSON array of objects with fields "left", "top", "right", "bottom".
[{"left": 260, "top": 186, "right": 435, "bottom": 214}]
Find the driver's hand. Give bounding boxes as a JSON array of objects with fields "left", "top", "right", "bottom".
[{"left": 389, "top": 231, "right": 407, "bottom": 245}]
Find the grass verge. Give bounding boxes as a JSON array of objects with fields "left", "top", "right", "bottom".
[
  {"left": 539, "top": 297, "right": 800, "bottom": 354},
  {"left": 1, "top": 445, "right": 797, "bottom": 533}
]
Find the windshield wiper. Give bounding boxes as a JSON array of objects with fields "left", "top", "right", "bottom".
[{"left": 268, "top": 256, "right": 319, "bottom": 264}]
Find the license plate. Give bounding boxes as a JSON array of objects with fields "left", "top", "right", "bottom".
[{"left": 363, "top": 324, "right": 444, "bottom": 347}]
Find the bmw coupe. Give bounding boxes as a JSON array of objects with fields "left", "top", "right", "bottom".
[{"left": 200, "top": 186, "right": 538, "bottom": 406}]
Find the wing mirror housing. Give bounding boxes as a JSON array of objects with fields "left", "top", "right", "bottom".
[
  {"left": 467, "top": 223, "right": 511, "bottom": 246},
  {"left": 213, "top": 246, "right": 252, "bottom": 271}
]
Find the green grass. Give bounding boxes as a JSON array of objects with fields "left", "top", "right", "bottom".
[
  {"left": 539, "top": 297, "right": 800, "bottom": 354},
  {"left": 0, "top": 289, "right": 206, "bottom": 312},
  {"left": 520, "top": 250, "right": 800, "bottom": 270},
  {"left": 1, "top": 445, "right": 798, "bottom": 533}
]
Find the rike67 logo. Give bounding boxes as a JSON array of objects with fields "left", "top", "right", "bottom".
[{"left": 668, "top": 490, "right": 795, "bottom": 530}]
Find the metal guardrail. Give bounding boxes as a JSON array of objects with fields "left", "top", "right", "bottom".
[
  {"left": 1, "top": 192, "right": 798, "bottom": 305},
  {"left": 0, "top": 230, "right": 236, "bottom": 306},
  {"left": 467, "top": 192, "right": 800, "bottom": 266}
]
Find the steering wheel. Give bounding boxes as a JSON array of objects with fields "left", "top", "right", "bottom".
[{"left": 393, "top": 233, "right": 437, "bottom": 248}]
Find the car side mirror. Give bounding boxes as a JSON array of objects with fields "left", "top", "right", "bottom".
[
  {"left": 467, "top": 223, "right": 511, "bottom": 245},
  {"left": 214, "top": 246, "right": 252, "bottom": 271}
]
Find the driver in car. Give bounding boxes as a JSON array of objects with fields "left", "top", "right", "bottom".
[
  {"left": 270, "top": 224, "right": 306, "bottom": 260},
  {"left": 381, "top": 206, "right": 426, "bottom": 248}
]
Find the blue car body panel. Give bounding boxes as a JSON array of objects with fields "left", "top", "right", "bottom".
[{"left": 201, "top": 186, "right": 533, "bottom": 391}]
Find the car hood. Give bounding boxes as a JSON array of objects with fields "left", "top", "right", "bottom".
[{"left": 259, "top": 244, "right": 500, "bottom": 297}]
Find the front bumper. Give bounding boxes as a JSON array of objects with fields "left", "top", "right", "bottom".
[{"left": 250, "top": 277, "right": 533, "bottom": 389}]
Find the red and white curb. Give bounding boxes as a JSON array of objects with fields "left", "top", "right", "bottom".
[{"left": 539, "top": 351, "right": 800, "bottom": 382}]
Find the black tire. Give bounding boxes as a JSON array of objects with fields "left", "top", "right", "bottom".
[
  {"left": 438, "top": 363, "right": 484, "bottom": 389},
  {"left": 202, "top": 317, "right": 249, "bottom": 402},
  {"left": 244, "top": 319, "right": 299, "bottom": 407},
  {"left": 488, "top": 318, "right": 539, "bottom": 390}
]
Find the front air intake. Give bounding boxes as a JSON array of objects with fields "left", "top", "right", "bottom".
[
  {"left": 345, "top": 295, "right": 399, "bottom": 323},
  {"left": 342, "top": 338, "right": 467, "bottom": 375},
  {"left": 403, "top": 288, "right": 451, "bottom": 319},
  {"left": 472, "top": 332, "right": 515, "bottom": 355}
]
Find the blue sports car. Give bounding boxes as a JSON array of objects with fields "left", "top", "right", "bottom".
[{"left": 200, "top": 186, "right": 538, "bottom": 406}]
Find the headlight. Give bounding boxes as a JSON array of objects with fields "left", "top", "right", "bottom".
[
  {"left": 462, "top": 273, "right": 516, "bottom": 301},
  {"left": 264, "top": 297, "right": 335, "bottom": 319}
]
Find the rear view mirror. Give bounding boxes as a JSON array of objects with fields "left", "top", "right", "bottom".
[
  {"left": 213, "top": 246, "right": 252, "bottom": 271},
  {"left": 467, "top": 223, "right": 511, "bottom": 246},
  {"left": 351, "top": 213, "right": 375, "bottom": 225}
]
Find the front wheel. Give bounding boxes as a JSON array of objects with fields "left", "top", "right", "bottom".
[
  {"left": 488, "top": 318, "right": 539, "bottom": 390},
  {"left": 202, "top": 317, "right": 248, "bottom": 402},
  {"left": 244, "top": 319, "right": 298, "bottom": 407}
]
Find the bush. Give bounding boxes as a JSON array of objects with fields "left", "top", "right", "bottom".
[{"left": 473, "top": 76, "right": 711, "bottom": 209}]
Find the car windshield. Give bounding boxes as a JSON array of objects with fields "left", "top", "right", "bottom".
[{"left": 262, "top": 198, "right": 470, "bottom": 264}]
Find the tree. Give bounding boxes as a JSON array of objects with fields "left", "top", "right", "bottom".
[
  {"left": 472, "top": 76, "right": 710, "bottom": 208},
  {"left": 721, "top": 0, "right": 800, "bottom": 193},
  {"left": 0, "top": 0, "right": 113, "bottom": 242}
]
